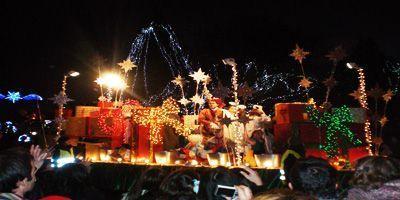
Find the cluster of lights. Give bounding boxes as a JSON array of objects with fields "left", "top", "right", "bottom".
[
  {"left": 98, "top": 110, "right": 125, "bottom": 136},
  {"left": 306, "top": 105, "right": 362, "bottom": 158},
  {"left": 347, "top": 63, "right": 373, "bottom": 155}
]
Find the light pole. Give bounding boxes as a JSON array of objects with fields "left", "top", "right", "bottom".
[
  {"left": 54, "top": 70, "right": 80, "bottom": 138},
  {"left": 346, "top": 63, "right": 373, "bottom": 155}
]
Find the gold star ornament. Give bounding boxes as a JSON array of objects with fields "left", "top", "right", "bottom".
[
  {"left": 349, "top": 89, "right": 362, "bottom": 101},
  {"left": 118, "top": 58, "right": 137, "bottom": 73},
  {"left": 290, "top": 44, "right": 310, "bottom": 64},
  {"left": 379, "top": 116, "right": 388, "bottom": 126},
  {"left": 325, "top": 46, "right": 346, "bottom": 64},
  {"left": 299, "top": 76, "right": 313, "bottom": 89},
  {"left": 189, "top": 68, "right": 207, "bottom": 83},
  {"left": 171, "top": 75, "right": 186, "bottom": 87},
  {"left": 190, "top": 94, "right": 205, "bottom": 105},
  {"left": 382, "top": 89, "right": 394, "bottom": 102}
]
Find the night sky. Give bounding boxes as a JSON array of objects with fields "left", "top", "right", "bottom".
[{"left": 1, "top": 1, "right": 400, "bottom": 127}]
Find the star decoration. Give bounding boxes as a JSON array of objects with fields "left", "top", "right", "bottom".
[
  {"left": 222, "top": 58, "right": 237, "bottom": 67},
  {"left": 189, "top": 68, "right": 207, "bottom": 83},
  {"left": 220, "top": 116, "right": 233, "bottom": 126},
  {"left": 349, "top": 90, "right": 362, "bottom": 101},
  {"left": 323, "top": 77, "right": 337, "bottom": 89},
  {"left": 379, "top": 116, "right": 388, "bottom": 126},
  {"left": 171, "top": 75, "right": 186, "bottom": 87},
  {"left": 238, "top": 82, "right": 254, "bottom": 98},
  {"left": 367, "top": 85, "right": 384, "bottom": 100},
  {"left": 49, "top": 92, "right": 73, "bottom": 106},
  {"left": 5, "top": 91, "right": 21, "bottom": 103},
  {"left": 290, "top": 44, "right": 310, "bottom": 64},
  {"left": 190, "top": 94, "right": 205, "bottom": 105},
  {"left": 238, "top": 115, "right": 250, "bottom": 124},
  {"left": 118, "top": 58, "right": 137, "bottom": 73},
  {"left": 212, "top": 82, "right": 231, "bottom": 99},
  {"left": 299, "top": 76, "right": 313, "bottom": 89},
  {"left": 94, "top": 77, "right": 105, "bottom": 85},
  {"left": 325, "top": 46, "right": 346, "bottom": 64},
  {"left": 382, "top": 89, "right": 394, "bottom": 102},
  {"left": 98, "top": 96, "right": 107, "bottom": 102},
  {"left": 202, "top": 75, "right": 212, "bottom": 85},
  {"left": 178, "top": 98, "right": 191, "bottom": 106},
  {"left": 0, "top": 93, "right": 5, "bottom": 100}
]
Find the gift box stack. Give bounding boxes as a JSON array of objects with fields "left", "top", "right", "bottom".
[{"left": 273, "top": 103, "right": 369, "bottom": 161}]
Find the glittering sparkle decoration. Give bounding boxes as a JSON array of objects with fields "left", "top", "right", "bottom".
[
  {"left": 299, "top": 76, "right": 313, "bottom": 89},
  {"left": 382, "top": 89, "right": 394, "bottom": 102},
  {"left": 290, "top": 44, "right": 310, "bottom": 65},
  {"left": 118, "top": 58, "right": 137, "bottom": 73},
  {"left": 49, "top": 91, "right": 73, "bottom": 106},
  {"left": 222, "top": 58, "right": 239, "bottom": 105},
  {"left": 5, "top": 91, "right": 21, "bottom": 103},
  {"left": 325, "top": 46, "right": 346, "bottom": 65},
  {"left": 306, "top": 105, "right": 362, "bottom": 158}
]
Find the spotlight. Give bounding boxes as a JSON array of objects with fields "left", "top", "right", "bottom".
[
  {"left": 346, "top": 62, "right": 359, "bottom": 69},
  {"left": 68, "top": 71, "right": 80, "bottom": 77}
]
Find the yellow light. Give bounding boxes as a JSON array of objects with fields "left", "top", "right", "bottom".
[
  {"left": 68, "top": 71, "right": 80, "bottom": 77},
  {"left": 190, "top": 160, "right": 199, "bottom": 166},
  {"left": 99, "top": 73, "right": 127, "bottom": 90}
]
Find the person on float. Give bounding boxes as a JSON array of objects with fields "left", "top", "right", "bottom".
[{"left": 198, "top": 97, "right": 225, "bottom": 141}]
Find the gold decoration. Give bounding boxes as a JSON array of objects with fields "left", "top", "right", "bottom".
[
  {"left": 299, "top": 76, "right": 312, "bottom": 89},
  {"left": 325, "top": 46, "right": 346, "bottom": 64},
  {"left": 189, "top": 68, "right": 207, "bottom": 83},
  {"left": 323, "top": 77, "right": 337, "bottom": 89},
  {"left": 290, "top": 44, "right": 310, "bottom": 64},
  {"left": 171, "top": 75, "right": 186, "bottom": 87},
  {"left": 118, "top": 58, "right": 137, "bottom": 73},
  {"left": 178, "top": 98, "right": 190, "bottom": 106},
  {"left": 379, "top": 116, "right": 388, "bottom": 127},
  {"left": 349, "top": 89, "right": 362, "bottom": 101},
  {"left": 367, "top": 85, "right": 384, "bottom": 100},
  {"left": 190, "top": 94, "right": 205, "bottom": 105},
  {"left": 382, "top": 89, "right": 394, "bottom": 102}
]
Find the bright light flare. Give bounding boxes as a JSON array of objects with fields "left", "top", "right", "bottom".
[{"left": 95, "top": 73, "right": 127, "bottom": 90}]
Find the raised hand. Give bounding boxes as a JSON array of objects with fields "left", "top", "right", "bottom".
[
  {"left": 239, "top": 166, "right": 263, "bottom": 186},
  {"left": 235, "top": 185, "right": 253, "bottom": 200},
  {"left": 30, "top": 145, "right": 48, "bottom": 169}
]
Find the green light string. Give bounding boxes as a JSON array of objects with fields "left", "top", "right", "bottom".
[{"left": 306, "top": 105, "right": 362, "bottom": 158}]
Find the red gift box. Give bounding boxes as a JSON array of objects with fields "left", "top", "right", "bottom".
[
  {"left": 274, "top": 123, "right": 321, "bottom": 144},
  {"left": 275, "top": 103, "right": 311, "bottom": 124},
  {"left": 134, "top": 124, "right": 164, "bottom": 159},
  {"left": 348, "top": 146, "right": 370, "bottom": 166}
]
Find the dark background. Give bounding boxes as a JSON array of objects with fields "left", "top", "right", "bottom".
[{"left": 1, "top": 1, "right": 399, "bottom": 143}]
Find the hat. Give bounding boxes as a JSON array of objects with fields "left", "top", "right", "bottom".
[{"left": 207, "top": 97, "right": 225, "bottom": 108}]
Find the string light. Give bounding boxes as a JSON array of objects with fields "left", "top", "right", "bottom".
[
  {"left": 347, "top": 63, "right": 373, "bottom": 155},
  {"left": 306, "top": 105, "right": 362, "bottom": 158}
]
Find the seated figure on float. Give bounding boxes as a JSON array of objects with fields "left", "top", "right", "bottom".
[
  {"left": 245, "top": 105, "right": 273, "bottom": 154},
  {"left": 198, "top": 97, "right": 225, "bottom": 141}
]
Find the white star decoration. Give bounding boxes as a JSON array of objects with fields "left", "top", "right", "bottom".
[
  {"left": 190, "top": 94, "right": 205, "bottom": 105},
  {"left": 202, "top": 75, "right": 212, "bottom": 85},
  {"left": 189, "top": 68, "right": 207, "bottom": 83},
  {"left": 172, "top": 75, "right": 186, "bottom": 87},
  {"left": 49, "top": 92, "right": 73, "bottom": 106},
  {"left": 178, "top": 98, "right": 191, "bottom": 106},
  {"left": 98, "top": 96, "right": 107, "bottom": 102},
  {"left": 118, "top": 58, "right": 137, "bottom": 73}
]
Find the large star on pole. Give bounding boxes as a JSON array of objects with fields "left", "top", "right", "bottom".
[
  {"left": 290, "top": 44, "right": 310, "bottom": 64},
  {"left": 171, "top": 75, "right": 186, "bottom": 87},
  {"left": 49, "top": 92, "right": 73, "bottom": 106},
  {"left": 349, "top": 89, "right": 362, "bottom": 101},
  {"left": 382, "top": 89, "right": 394, "bottom": 102},
  {"left": 325, "top": 46, "right": 346, "bottom": 64},
  {"left": 238, "top": 82, "right": 254, "bottom": 103},
  {"left": 299, "top": 76, "right": 313, "bottom": 89},
  {"left": 212, "top": 82, "right": 231, "bottom": 99},
  {"left": 190, "top": 94, "right": 205, "bottom": 105},
  {"left": 367, "top": 85, "right": 384, "bottom": 100},
  {"left": 323, "top": 77, "right": 337, "bottom": 89},
  {"left": 118, "top": 58, "right": 137, "bottom": 73},
  {"left": 178, "top": 97, "right": 191, "bottom": 106},
  {"left": 379, "top": 116, "right": 388, "bottom": 127},
  {"left": 189, "top": 68, "right": 207, "bottom": 83},
  {"left": 5, "top": 91, "right": 21, "bottom": 103},
  {"left": 202, "top": 74, "right": 212, "bottom": 85}
]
